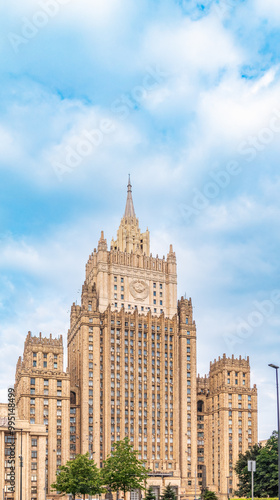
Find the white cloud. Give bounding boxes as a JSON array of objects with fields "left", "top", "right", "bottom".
[
  {"left": 255, "top": 0, "right": 280, "bottom": 23},
  {"left": 142, "top": 14, "right": 243, "bottom": 74},
  {"left": 252, "top": 66, "right": 280, "bottom": 93}
]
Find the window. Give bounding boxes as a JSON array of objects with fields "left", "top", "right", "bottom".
[
  {"left": 33, "top": 352, "right": 37, "bottom": 358},
  {"left": 33, "top": 361, "right": 37, "bottom": 367},
  {"left": 43, "top": 362, "right": 47, "bottom": 368},
  {"left": 30, "top": 378, "right": 35, "bottom": 385},
  {"left": 54, "top": 362, "right": 57, "bottom": 369},
  {"left": 44, "top": 379, "right": 49, "bottom": 386}
]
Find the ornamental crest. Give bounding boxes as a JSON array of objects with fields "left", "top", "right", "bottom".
[
  {"left": 129, "top": 279, "right": 149, "bottom": 300},
  {"left": 0, "top": 417, "right": 8, "bottom": 427}
]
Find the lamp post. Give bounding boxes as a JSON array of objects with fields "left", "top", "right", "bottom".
[{"left": 268, "top": 363, "right": 280, "bottom": 500}]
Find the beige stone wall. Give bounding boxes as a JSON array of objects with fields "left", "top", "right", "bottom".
[
  {"left": 14, "top": 333, "right": 70, "bottom": 499},
  {"left": 0, "top": 404, "right": 47, "bottom": 500},
  {"left": 197, "top": 355, "right": 257, "bottom": 499},
  {"left": 85, "top": 232, "right": 177, "bottom": 318},
  {"left": 67, "top": 206, "right": 198, "bottom": 499}
]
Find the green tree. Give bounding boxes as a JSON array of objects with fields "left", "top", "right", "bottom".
[
  {"left": 145, "top": 486, "right": 156, "bottom": 500},
  {"left": 234, "top": 431, "right": 278, "bottom": 497},
  {"left": 102, "top": 437, "right": 149, "bottom": 499},
  {"left": 202, "top": 489, "right": 218, "bottom": 500},
  {"left": 160, "top": 484, "right": 177, "bottom": 500},
  {"left": 51, "top": 453, "right": 103, "bottom": 500},
  {"left": 234, "top": 442, "right": 262, "bottom": 496}
]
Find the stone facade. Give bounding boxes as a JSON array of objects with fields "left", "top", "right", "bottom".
[
  {"left": 14, "top": 332, "right": 70, "bottom": 499},
  {"left": 0, "top": 403, "right": 47, "bottom": 500},
  {"left": 197, "top": 354, "right": 258, "bottom": 498},
  {"left": 67, "top": 179, "right": 198, "bottom": 498}
]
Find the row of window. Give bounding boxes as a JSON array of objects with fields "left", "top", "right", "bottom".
[
  {"left": 113, "top": 303, "right": 164, "bottom": 313},
  {"left": 33, "top": 360, "right": 57, "bottom": 368},
  {"left": 31, "top": 379, "right": 62, "bottom": 387},
  {"left": 33, "top": 352, "right": 57, "bottom": 359},
  {"left": 107, "top": 322, "right": 174, "bottom": 332},
  {"left": 113, "top": 278, "right": 163, "bottom": 290}
]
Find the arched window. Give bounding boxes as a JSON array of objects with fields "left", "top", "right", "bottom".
[
  {"left": 197, "top": 400, "right": 204, "bottom": 412},
  {"left": 70, "top": 391, "right": 76, "bottom": 405}
]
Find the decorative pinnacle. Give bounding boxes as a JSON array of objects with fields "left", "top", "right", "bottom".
[{"left": 124, "top": 175, "right": 136, "bottom": 218}]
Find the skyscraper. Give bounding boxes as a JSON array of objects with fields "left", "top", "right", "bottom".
[
  {"left": 11, "top": 178, "right": 258, "bottom": 500},
  {"left": 68, "top": 177, "right": 197, "bottom": 498}
]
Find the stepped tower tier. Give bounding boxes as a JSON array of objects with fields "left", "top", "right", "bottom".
[{"left": 85, "top": 178, "right": 177, "bottom": 318}]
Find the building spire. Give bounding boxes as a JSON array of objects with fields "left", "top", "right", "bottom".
[{"left": 124, "top": 174, "right": 136, "bottom": 218}]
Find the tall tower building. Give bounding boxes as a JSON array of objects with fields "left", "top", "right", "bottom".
[
  {"left": 67, "top": 178, "right": 198, "bottom": 498},
  {"left": 197, "top": 355, "right": 258, "bottom": 499},
  {"left": 14, "top": 332, "right": 70, "bottom": 499}
]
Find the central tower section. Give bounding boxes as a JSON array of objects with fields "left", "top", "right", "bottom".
[
  {"left": 67, "top": 178, "right": 197, "bottom": 500},
  {"left": 85, "top": 178, "right": 177, "bottom": 318}
]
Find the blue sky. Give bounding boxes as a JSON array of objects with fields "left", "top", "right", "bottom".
[{"left": 1, "top": 0, "right": 280, "bottom": 440}]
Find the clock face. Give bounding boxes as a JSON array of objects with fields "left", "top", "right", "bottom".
[{"left": 129, "top": 279, "right": 149, "bottom": 301}]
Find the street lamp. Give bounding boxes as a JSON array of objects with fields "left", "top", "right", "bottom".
[{"left": 268, "top": 363, "right": 280, "bottom": 500}]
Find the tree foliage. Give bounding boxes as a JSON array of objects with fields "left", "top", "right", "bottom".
[
  {"left": 51, "top": 453, "right": 103, "bottom": 500},
  {"left": 160, "top": 484, "right": 177, "bottom": 500},
  {"left": 145, "top": 486, "right": 156, "bottom": 500},
  {"left": 202, "top": 489, "right": 218, "bottom": 500},
  {"left": 102, "top": 437, "right": 149, "bottom": 496},
  {"left": 234, "top": 431, "right": 278, "bottom": 497}
]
